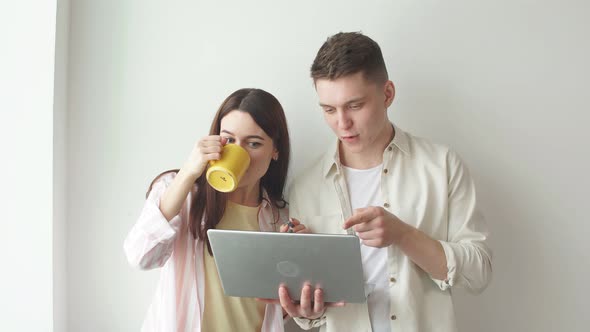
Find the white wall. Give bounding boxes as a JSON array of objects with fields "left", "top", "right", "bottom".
[
  {"left": 65, "top": 1, "right": 590, "bottom": 331},
  {"left": 0, "top": 1, "right": 57, "bottom": 331}
]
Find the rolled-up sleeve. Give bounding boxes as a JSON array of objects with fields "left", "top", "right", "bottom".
[
  {"left": 293, "top": 315, "right": 327, "bottom": 330},
  {"left": 432, "top": 150, "right": 492, "bottom": 293},
  {"left": 123, "top": 173, "right": 184, "bottom": 270}
]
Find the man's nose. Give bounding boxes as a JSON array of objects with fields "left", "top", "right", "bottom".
[{"left": 337, "top": 110, "right": 352, "bottom": 129}]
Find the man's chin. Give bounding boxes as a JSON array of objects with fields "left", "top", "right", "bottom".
[{"left": 339, "top": 140, "right": 364, "bottom": 153}]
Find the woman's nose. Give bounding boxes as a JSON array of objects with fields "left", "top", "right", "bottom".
[
  {"left": 234, "top": 140, "right": 251, "bottom": 155},
  {"left": 232, "top": 139, "right": 245, "bottom": 148}
]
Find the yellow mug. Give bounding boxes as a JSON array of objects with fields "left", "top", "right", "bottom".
[{"left": 206, "top": 144, "right": 251, "bottom": 192}]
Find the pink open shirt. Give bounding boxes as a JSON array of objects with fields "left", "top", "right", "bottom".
[{"left": 124, "top": 173, "right": 286, "bottom": 332}]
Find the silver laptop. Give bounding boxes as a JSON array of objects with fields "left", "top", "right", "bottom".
[{"left": 207, "top": 229, "right": 366, "bottom": 303}]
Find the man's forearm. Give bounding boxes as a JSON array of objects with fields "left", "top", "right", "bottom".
[{"left": 396, "top": 224, "right": 448, "bottom": 280}]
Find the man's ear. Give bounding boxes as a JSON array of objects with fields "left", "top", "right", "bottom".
[{"left": 384, "top": 80, "right": 395, "bottom": 108}]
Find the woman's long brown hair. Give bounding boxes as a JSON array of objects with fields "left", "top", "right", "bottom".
[{"left": 146, "top": 89, "right": 290, "bottom": 254}]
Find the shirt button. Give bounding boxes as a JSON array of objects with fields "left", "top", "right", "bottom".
[
  {"left": 391, "top": 315, "right": 397, "bottom": 320},
  {"left": 390, "top": 277, "right": 396, "bottom": 283},
  {"left": 383, "top": 169, "right": 388, "bottom": 174},
  {"left": 388, "top": 146, "right": 393, "bottom": 151},
  {"left": 384, "top": 203, "right": 390, "bottom": 208}
]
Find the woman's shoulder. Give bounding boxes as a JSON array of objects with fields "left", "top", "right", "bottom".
[
  {"left": 144, "top": 171, "right": 174, "bottom": 197},
  {"left": 146, "top": 170, "right": 199, "bottom": 197},
  {"left": 152, "top": 170, "right": 179, "bottom": 186}
]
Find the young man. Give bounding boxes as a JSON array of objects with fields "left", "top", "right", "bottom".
[{"left": 281, "top": 32, "right": 492, "bottom": 331}]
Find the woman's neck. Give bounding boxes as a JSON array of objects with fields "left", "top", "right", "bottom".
[{"left": 228, "top": 183, "right": 261, "bottom": 207}]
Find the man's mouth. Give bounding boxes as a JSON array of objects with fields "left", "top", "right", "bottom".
[{"left": 341, "top": 134, "right": 359, "bottom": 142}]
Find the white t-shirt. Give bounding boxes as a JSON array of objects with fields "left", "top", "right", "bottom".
[{"left": 342, "top": 164, "right": 391, "bottom": 332}]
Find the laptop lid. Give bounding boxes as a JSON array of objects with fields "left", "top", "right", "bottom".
[{"left": 207, "top": 229, "right": 366, "bottom": 303}]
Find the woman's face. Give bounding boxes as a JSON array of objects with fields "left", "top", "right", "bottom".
[{"left": 219, "top": 110, "right": 277, "bottom": 189}]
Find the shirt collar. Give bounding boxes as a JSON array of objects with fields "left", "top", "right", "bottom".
[
  {"left": 260, "top": 189, "right": 271, "bottom": 208},
  {"left": 390, "top": 123, "right": 410, "bottom": 155}
]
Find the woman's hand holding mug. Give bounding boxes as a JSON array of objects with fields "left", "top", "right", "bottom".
[{"left": 182, "top": 136, "right": 227, "bottom": 180}]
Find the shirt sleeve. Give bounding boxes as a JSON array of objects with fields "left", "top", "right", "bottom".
[
  {"left": 432, "top": 150, "right": 493, "bottom": 293},
  {"left": 292, "top": 314, "right": 327, "bottom": 330},
  {"left": 123, "top": 173, "right": 185, "bottom": 270}
]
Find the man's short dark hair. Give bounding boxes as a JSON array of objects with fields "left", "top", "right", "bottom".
[{"left": 311, "top": 32, "right": 389, "bottom": 84}]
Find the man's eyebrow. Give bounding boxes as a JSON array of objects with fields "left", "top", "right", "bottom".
[
  {"left": 221, "top": 130, "right": 265, "bottom": 140},
  {"left": 319, "top": 98, "right": 365, "bottom": 108},
  {"left": 344, "top": 97, "right": 366, "bottom": 105}
]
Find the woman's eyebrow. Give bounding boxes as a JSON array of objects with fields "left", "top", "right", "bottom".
[
  {"left": 221, "top": 130, "right": 265, "bottom": 140},
  {"left": 246, "top": 135, "right": 265, "bottom": 140}
]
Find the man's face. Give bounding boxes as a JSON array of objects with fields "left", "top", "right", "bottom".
[{"left": 315, "top": 72, "right": 394, "bottom": 156}]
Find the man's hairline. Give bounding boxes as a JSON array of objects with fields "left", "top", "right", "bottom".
[{"left": 312, "top": 70, "right": 389, "bottom": 88}]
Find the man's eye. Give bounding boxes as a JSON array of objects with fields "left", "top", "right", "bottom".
[
  {"left": 323, "top": 107, "right": 335, "bottom": 113},
  {"left": 350, "top": 104, "right": 362, "bottom": 110}
]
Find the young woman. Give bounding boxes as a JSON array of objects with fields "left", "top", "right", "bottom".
[{"left": 124, "top": 88, "right": 304, "bottom": 331}]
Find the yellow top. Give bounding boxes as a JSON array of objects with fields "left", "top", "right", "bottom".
[{"left": 202, "top": 201, "right": 266, "bottom": 332}]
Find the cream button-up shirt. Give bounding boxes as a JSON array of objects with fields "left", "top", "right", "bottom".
[{"left": 289, "top": 125, "right": 492, "bottom": 332}]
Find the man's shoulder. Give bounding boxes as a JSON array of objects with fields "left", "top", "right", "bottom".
[
  {"left": 400, "top": 129, "right": 456, "bottom": 166},
  {"left": 404, "top": 130, "right": 450, "bottom": 154},
  {"left": 401, "top": 129, "right": 474, "bottom": 178}
]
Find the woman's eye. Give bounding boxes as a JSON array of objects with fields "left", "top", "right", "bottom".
[
  {"left": 224, "top": 137, "right": 235, "bottom": 143},
  {"left": 248, "top": 142, "right": 262, "bottom": 148}
]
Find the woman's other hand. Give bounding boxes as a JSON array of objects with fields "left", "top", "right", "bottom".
[{"left": 279, "top": 218, "right": 310, "bottom": 233}]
